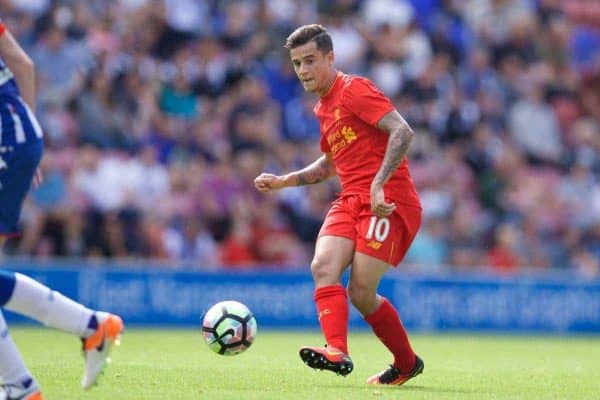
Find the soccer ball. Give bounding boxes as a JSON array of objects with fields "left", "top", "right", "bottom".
[{"left": 201, "top": 300, "right": 257, "bottom": 355}]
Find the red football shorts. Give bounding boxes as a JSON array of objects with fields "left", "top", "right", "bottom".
[{"left": 318, "top": 194, "right": 422, "bottom": 266}]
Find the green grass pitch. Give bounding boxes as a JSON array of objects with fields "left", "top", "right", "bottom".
[{"left": 9, "top": 328, "right": 600, "bottom": 400}]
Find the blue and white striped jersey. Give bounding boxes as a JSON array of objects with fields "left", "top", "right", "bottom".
[
  {"left": 0, "top": 58, "right": 19, "bottom": 96},
  {"left": 0, "top": 41, "right": 44, "bottom": 237},
  {"left": 0, "top": 57, "right": 43, "bottom": 146}
]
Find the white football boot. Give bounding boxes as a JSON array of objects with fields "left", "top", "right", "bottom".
[{"left": 81, "top": 312, "right": 124, "bottom": 389}]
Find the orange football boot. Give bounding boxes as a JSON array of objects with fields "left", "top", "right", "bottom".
[
  {"left": 367, "top": 355, "right": 424, "bottom": 385},
  {"left": 81, "top": 312, "right": 124, "bottom": 389},
  {"left": 299, "top": 345, "right": 354, "bottom": 376}
]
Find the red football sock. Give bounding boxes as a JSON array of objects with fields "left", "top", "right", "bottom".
[
  {"left": 314, "top": 284, "right": 349, "bottom": 354},
  {"left": 364, "top": 297, "right": 415, "bottom": 373}
]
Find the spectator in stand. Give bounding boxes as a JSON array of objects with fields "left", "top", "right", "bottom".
[{"left": 0, "top": 0, "right": 597, "bottom": 276}]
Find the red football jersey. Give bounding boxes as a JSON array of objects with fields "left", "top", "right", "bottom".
[{"left": 315, "top": 72, "right": 420, "bottom": 207}]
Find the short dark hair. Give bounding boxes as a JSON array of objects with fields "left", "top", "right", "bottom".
[{"left": 284, "top": 24, "right": 333, "bottom": 53}]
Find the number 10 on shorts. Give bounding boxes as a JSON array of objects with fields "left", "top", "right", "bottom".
[{"left": 366, "top": 216, "right": 390, "bottom": 242}]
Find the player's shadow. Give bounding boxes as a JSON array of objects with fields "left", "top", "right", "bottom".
[
  {"left": 319, "top": 383, "right": 485, "bottom": 395},
  {"left": 403, "top": 384, "right": 484, "bottom": 395}
]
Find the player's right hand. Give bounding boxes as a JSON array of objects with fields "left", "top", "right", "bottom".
[{"left": 254, "top": 173, "right": 287, "bottom": 193}]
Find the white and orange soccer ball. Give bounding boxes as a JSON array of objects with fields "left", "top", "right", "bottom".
[{"left": 201, "top": 300, "right": 257, "bottom": 355}]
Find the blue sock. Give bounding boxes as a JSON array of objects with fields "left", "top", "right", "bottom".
[
  {"left": 87, "top": 314, "right": 98, "bottom": 331},
  {"left": 81, "top": 313, "right": 99, "bottom": 338},
  {"left": 0, "top": 270, "right": 16, "bottom": 306},
  {"left": 20, "top": 376, "right": 34, "bottom": 389}
]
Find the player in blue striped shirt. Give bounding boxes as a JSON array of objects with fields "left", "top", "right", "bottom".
[{"left": 0, "top": 21, "right": 123, "bottom": 400}]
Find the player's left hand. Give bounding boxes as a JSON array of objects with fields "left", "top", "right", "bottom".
[
  {"left": 32, "top": 167, "right": 43, "bottom": 189},
  {"left": 370, "top": 185, "right": 396, "bottom": 217}
]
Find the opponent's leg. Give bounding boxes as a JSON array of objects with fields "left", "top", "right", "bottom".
[
  {"left": 80, "top": 311, "right": 123, "bottom": 389},
  {"left": 299, "top": 235, "right": 355, "bottom": 376},
  {"left": 0, "top": 310, "right": 42, "bottom": 400},
  {"left": 0, "top": 270, "right": 123, "bottom": 389},
  {"left": 1, "top": 271, "right": 94, "bottom": 336},
  {"left": 349, "top": 252, "right": 423, "bottom": 385}
]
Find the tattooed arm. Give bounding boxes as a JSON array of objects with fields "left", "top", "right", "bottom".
[
  {"left": 373, "top": 110, "right": 414, "bottom": 186},
  {"left": 370, "top": 110, "right": 414, "bottom": 217},
  {"left": 254, "top": 153, "right": 336, "bottom": 192},
  {"left": 289, "top": 153, "right": 336, "bottom": 186}
]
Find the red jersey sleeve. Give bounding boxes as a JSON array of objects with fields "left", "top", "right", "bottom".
[{"left": 342, "top": 77, "right": 395, "bottom": 126}]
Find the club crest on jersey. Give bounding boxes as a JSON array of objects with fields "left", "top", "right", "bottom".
[
  {"left": 318, "top": 309, "right": 332, "bottom": 320},
  {"left": 327, "top": 125, "right": 357, "bottom": 155}
]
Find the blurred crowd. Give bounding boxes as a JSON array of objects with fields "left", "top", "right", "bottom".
[{"left": 1, "top": 0, "right": 599, "bottom": 275}]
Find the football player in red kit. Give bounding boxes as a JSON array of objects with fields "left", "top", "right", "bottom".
[{"left": 254, "top": 24, "right": 423, "bottom": 385}]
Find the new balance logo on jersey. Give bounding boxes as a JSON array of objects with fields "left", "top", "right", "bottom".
[{"left": 367, "top": 240, "right": 383, "bottom": 250}]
